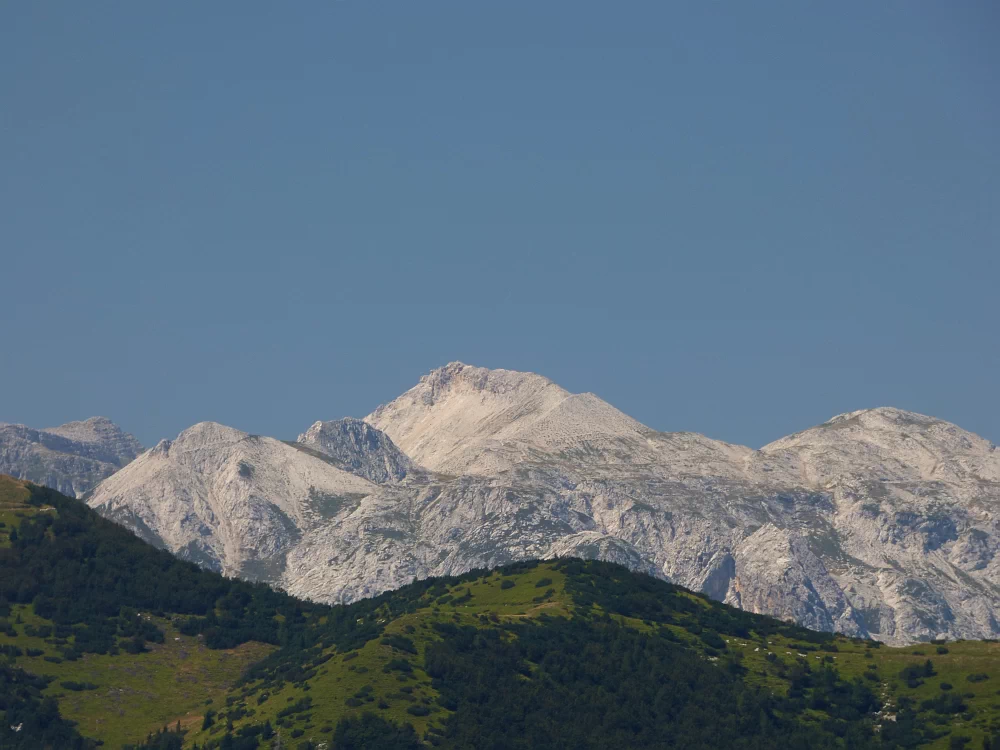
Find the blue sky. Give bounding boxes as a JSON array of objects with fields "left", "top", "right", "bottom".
[{"left": 2, "top": 1, "right": 997, "bottom": 449}]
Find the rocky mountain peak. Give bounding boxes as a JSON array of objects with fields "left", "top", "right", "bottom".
[
  {"left": 366, "top": 362, "right": 647, "bottom": 475},
  {"left": 759, "top": 407, "right": 1000, "bottom": 486},
  {"left": 0, "top": 417, "right": 143, "bottom": 498},
  {"left": 172, "top": 421, "right": 251, "bottom": 450},
  {"left": 47, "top": 415, "right": 120, "bottom": 433},
  {"left": 46, "top": 416, "right": 144, "bottom": 464},
  {"left": 417, "top": 361, "right": 565, "bottom": 404},
  {"left": 801, "top": 406, "right": 986, "bottom": 444},
  {"left": 296, "top": 418, "right": 415, "bottom": 484},
  {"left": 827, "top": 406, "right": 940, "bottom": 428},
  {"left": 47, "top": 415, "right": 114, "bottom": 434}
]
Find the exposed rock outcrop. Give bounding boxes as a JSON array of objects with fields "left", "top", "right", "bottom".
[{"left": 296, "top": 418, "right": 415, "bottom": 484}]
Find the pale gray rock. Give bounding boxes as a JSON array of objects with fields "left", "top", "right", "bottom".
[
  {"left": 296, "top": 418, "right": 416, "bottom": 484},
  {"left": 365, "top": 361, "right": 668, "bottom": 477},
  {"left": 726, "top": 524, "right": 863, "bottom": 635},
  {"left": 87, "top": 422, "right": 374, "bottom": 578},
  {"left": 0, "top": 417, "right": 142, "bottom": 497},
  {"left": 87, "top": 363, "right": 1000, "bottom": 645}
]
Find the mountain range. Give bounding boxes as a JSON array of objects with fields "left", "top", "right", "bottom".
[{"left": 7, "top": 362, "right": 1000, "bottom": 645}]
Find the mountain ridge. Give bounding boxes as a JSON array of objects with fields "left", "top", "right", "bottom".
[{"left": 78, "top": 362, "right": 1000, "bottom": 645}]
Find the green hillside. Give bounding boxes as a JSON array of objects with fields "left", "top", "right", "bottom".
[
  {"left": 5, "top": 476, "right": 1000, "bottom": 749},
  {"left": 0, "top": 476, "right": 319, "bottom": 749}
]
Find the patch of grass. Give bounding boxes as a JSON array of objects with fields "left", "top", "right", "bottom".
[
  {"left": 725, "top": 632, "right": 1000, "bottom": 749},
  {"left": 0, "top": 602, "right": 272, "bottom": 748}
]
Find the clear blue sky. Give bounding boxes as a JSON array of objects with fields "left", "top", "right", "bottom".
[{"left": 2, "top": 2, "right": 997, "bottom": 449}]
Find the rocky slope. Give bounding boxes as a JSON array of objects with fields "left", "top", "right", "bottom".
[
  {"left": 87, "top": 421, "right": 375, "bottom": 579},
  {"left": 88, "top": 363, "right": 1000, "bottom": 644},
  {"left": 0, "top": 416, "right": 142, "bottom": 497}
]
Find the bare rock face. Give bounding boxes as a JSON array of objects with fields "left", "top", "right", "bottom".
[
  {"left": 296, "top": 418, "right": 415, "bottom": 484},
  {"left": 87, "top": 363, "right": 1000, "bottom": 645},
  {"left": 0, "top": 417, "right": 142, "bottom": 497},
  {"left": 725, "top": 524, "right": 862, "bottom": 635}
]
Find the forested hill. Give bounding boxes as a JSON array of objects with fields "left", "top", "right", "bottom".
[
  {"left": 5, "top": 477, "right": 1000, "bottom": 749},
  {"left": 0, "top": 474, "right": 328, "bottom": 748}
]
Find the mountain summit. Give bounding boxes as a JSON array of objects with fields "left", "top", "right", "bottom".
[{"left": 366, "top": 361, "right": 655, "bottom": 475}]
